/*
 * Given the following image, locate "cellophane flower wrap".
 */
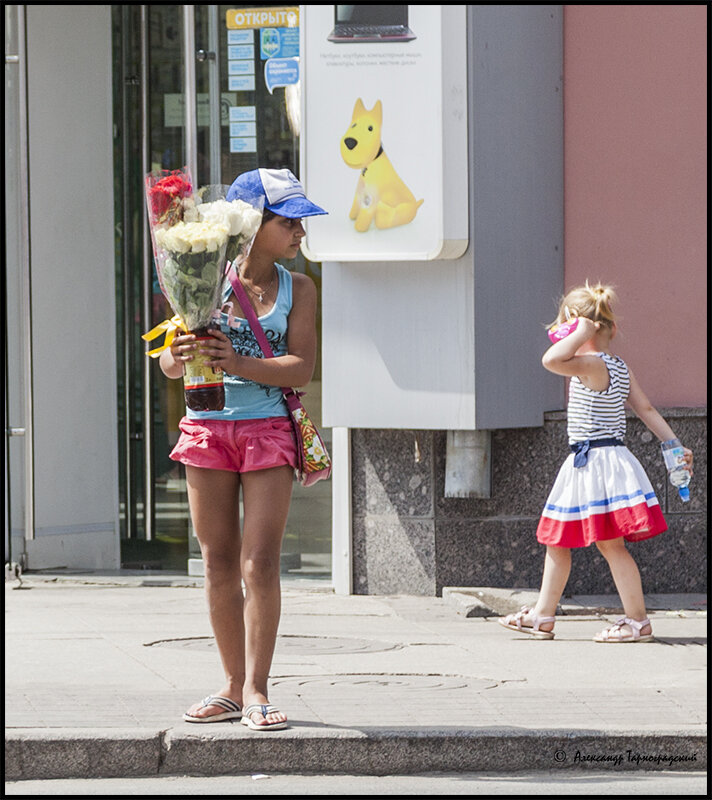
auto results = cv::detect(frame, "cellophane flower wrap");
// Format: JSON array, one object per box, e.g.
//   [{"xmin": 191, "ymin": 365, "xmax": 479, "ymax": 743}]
[{"xmin": 144, "ymin": 168, "xmax": 263, "ymax": 338}]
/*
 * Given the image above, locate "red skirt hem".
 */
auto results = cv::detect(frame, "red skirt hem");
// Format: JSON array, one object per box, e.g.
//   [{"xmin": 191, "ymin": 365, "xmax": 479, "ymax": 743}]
[{"xmin": 536, "ymin": 503, "xmax": 667, "ymax": 548}]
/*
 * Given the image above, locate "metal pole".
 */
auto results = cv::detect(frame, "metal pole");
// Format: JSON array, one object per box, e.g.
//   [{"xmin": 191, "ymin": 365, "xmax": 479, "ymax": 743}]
[
  {"xmin": 141, "ymin": 5, "xmax": 155, "ymax": 540},
  {"xmin": 207, "ymin": 5, "xmax": 221, "ymax": 185},
  {"xmin": 183, "ymin": 5, "xmax": 198, "ymax": 182},
  {"xmin": 4, "ymin": 7, "xmax": 20, "ymax": 564},
  {"xmin": 121, "ymin": 5, "xmax": 135, "ymax": 539},
  {"xmin": 14, "ymin": 5, "xmax": 35, "ymax": 543}
]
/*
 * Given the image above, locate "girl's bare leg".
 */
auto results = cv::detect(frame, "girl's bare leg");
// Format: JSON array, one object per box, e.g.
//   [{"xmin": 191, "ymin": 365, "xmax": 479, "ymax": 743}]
[
  {"xmin": 184, "ymin": 466, "xmax": 244, "ymax": 719},
  {"xmin": 532, "ymin": 545, "xmax": 572, "ymax": 632},
  {"xmin": 595, "ymin": 537, "xmax": 652, "ymax": 636},
  {"xmin": 239, "ymin": 464, "xmax": 294, "ymax": 727}
]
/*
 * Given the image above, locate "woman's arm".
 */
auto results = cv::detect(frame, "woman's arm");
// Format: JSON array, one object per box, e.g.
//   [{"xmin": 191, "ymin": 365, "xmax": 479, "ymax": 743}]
[
  {"xmin": 627, "ymin": 368, "xmax": 693, "ymax": 472},
  {"xmin": 199, "ymin": 272, "xmax": 317, "ymax": 388},
  {"xmin": 541, "ymin": 317, "xmax": 609, "ymax": 389},
  {"xmin": 159, "ymin": 334, "xmax": 187, "ymax": 379}
]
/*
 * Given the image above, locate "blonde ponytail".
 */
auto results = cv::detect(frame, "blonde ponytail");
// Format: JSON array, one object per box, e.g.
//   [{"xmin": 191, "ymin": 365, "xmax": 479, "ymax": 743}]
[{"xmin": 551, "ymin": 280, "xmax": 618, "ymax": 330}]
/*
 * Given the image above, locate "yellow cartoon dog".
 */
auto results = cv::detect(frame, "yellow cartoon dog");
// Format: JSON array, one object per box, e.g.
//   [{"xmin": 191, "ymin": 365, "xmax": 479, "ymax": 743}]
[{"xmin": 340, "ymin": 98, "xmax": 424, "ymax": 232}]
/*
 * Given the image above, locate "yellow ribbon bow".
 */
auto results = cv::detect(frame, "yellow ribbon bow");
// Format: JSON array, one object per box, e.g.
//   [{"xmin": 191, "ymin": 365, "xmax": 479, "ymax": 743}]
[{"xmin": 141, "ymin": 314, "xmax": 185, "ymax": 358}]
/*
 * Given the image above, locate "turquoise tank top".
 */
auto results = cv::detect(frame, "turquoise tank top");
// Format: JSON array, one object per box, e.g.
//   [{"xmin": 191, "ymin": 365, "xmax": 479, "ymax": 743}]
[{"xmin": 186, "ymin": 262, "xmax": 292, "ymax": 421}]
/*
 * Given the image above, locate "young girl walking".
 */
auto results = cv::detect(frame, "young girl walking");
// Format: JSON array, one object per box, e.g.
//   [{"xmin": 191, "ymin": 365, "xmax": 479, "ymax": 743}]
[
  {"xmin": 499, "ymin": 282, "xmax": 693, "ymax": 643},
  {"xmin": 160, "ymin": 168, "xmax": 326, "ymax": 728}
]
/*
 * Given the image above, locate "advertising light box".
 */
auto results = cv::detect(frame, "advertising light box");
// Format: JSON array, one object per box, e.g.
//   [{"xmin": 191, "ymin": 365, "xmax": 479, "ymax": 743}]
[{"xmin": 300, "ymin": 5, "xmax": 468, "ymax": 261}]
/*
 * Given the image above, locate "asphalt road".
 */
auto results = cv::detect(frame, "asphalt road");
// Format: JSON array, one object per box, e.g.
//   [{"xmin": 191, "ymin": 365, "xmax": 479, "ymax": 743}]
[{"xmin": 4, "ymin": 770, "xmax": 707, "ymax": 795}]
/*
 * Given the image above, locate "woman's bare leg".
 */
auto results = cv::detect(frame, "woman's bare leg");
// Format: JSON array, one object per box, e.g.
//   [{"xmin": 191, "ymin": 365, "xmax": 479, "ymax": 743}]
[
  {"xmin": 532, "ymin": 545, "xmax": 572, "ymax": 632},
  {"xmin": 239, "ymin": 464, "xmax": 294, "ymax": 727},
  {"xmin": 184, "ymin": 466, "xmax": 244, "ymax": 718},
  {"xmin": 595, "ymin": 537, "xmax": 652, "ymax": 636}
]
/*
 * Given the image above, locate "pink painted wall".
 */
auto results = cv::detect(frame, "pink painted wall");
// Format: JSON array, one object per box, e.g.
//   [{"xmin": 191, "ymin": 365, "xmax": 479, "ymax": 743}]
[{"xmin": 563, "ymin": 5, "xmax": 707, "ymax": 407}]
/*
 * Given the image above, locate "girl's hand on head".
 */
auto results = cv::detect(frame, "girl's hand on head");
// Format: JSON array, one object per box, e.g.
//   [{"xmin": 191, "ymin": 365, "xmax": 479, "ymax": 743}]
[{"xmin": 574, "ymin": 317, "xmax": 600, "ymax": 339}]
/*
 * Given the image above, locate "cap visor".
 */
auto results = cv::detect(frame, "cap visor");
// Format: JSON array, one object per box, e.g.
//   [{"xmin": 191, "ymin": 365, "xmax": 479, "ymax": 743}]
[{"xmin": 267, "ymin": 197, "xmax": 328, "ymax": 218}]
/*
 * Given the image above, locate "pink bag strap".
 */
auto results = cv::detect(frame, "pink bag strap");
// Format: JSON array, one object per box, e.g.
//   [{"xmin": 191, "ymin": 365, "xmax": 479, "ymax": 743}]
[{"xmin": 227, "ymin": 266, "xmax": 301, "ymax": 409}]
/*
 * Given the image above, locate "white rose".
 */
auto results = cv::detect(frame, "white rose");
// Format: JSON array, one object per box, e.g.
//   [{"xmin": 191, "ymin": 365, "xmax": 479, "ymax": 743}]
[
  {"xmin": 156, "ymin": 220, "xmax": 228, "ymax": 254},
  {"xmin": 182, "ymin": 197, "xmax": 199, "ymax": 222},
  {"xmin": 198, "ymin": 199, "xmax": 262, "ymax": 238},
  {"xmin": 191, "ymin": 221, "xmax": 229, "ymax": 253},
  {"xmin": 235, "ymin": 200, "xmax": 262, "ymax": 239},
  {"xmin": 197, "ymin": 200, "xmax": 231, "ymax": 229},
  {"xmin": 185, "ymin": 223, "xmax": 207, "ymax": 253},
  {"xmin": 213, "ymin": 221, "xmax": 231, "ymax": 251},
  {"xmin": 230, "ymin": 199, "xmax": 263, "ymax": 239},
  {"xmin": 156, "ymin": 224, "xmax": 190, "ymax": 254}
]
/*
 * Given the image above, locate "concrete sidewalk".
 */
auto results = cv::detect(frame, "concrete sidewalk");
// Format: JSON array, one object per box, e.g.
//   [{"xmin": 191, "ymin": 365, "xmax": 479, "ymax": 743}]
[{"xmin": 4, "ymin": 572, "xmax": 707, "ymax": 780}]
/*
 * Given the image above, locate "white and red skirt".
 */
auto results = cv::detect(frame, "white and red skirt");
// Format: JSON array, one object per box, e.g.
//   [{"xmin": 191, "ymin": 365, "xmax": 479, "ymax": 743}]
[{"xmin": 536, "ymin": 445, "xmax": 667, "ymax": 548}]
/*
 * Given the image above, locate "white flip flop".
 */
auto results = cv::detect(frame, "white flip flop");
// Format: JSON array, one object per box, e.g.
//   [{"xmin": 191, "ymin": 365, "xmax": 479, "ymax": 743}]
[
  {"xmin": 241, "ymin": 703, "xmax": 288, "ymax": 731},
  {"xmin": 183, "ymin": 695, "xmax": 242, "ymax": 723}
]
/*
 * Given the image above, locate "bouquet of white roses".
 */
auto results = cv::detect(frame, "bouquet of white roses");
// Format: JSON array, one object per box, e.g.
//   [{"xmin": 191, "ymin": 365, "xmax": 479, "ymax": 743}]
[
  {"xmin": 144, "ymin": 169, "xmax": 263, "ymax": 335},
  {"xmin": 193, "ymin": 192, "xmax": 264, "ymax": 270},
  {"xmin": 142, "ymin": 168, "xmax": 263, "ymax": 411}
]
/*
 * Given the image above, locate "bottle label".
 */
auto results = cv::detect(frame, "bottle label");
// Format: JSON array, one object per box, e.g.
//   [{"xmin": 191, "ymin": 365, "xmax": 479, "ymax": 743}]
[
  {"xmin": 184, "ymin": 346, "xmax": 223, "ymax": 390},
  {"xmin": 661, "ymin": 444, "xmax": 685, "ymax": 471}
]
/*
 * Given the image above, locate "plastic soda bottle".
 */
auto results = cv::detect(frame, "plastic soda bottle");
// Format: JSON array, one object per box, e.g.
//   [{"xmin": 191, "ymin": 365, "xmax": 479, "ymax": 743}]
[
  {"xmin": 660, "ymin": 438, "xmax": 691, "ymax": 502},
  {"xmin": 182, "ymin": 324, "xmax": 225, "ymax": 411}
]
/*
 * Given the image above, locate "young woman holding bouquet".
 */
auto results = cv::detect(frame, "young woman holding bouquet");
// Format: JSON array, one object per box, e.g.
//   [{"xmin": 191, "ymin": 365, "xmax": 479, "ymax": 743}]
[{"xmin": 159, "ymin": 168, "xmax": 327, "ymax": 730}]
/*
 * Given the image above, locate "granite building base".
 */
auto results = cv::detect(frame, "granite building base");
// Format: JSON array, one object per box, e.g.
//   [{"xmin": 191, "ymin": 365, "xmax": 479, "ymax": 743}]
[{"xmin": 351, "ymin": 409, "xmax": 707, "ymax": 596}]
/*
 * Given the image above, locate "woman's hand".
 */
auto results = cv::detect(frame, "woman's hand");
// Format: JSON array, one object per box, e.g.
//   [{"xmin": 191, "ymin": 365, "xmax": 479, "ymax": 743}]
[
  {"xmin": 159, "ymin": 331, "xmax": 198, "ymax": 379},
  {"xmin": 569, "ymin": 316, "xmax": 600, "ymax": 340},
  {"xmin": 169, "ymin": 332, "xmax": 198, "ymax": 364},
  {"xmin": 199, "ymin": 329, "xmax": 240, "ymax": 375},
  {"xmin": 682, "ymin": 447, "xmax": 694, "ymax": 476}
]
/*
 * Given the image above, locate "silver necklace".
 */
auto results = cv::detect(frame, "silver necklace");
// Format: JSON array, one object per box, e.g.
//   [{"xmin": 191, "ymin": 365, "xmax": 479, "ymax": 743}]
[{"xmin": 239, "ymin": 266, "xmax": 276, "ymax": 303}]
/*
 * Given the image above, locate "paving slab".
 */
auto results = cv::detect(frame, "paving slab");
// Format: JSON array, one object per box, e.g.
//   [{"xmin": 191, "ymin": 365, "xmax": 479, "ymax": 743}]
[{"xmin": 4, "ymin": 575, "xmax": 707, "ymax": 780}]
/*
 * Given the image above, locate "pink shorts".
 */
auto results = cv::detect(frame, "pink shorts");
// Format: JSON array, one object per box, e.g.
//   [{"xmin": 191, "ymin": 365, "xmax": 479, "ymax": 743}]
[{"xmin": 170, "ymin": 416, "xmax": 298, "ymax": 474}]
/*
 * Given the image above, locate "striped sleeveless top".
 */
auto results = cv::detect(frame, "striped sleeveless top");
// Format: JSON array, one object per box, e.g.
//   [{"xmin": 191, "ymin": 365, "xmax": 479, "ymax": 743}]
[{"xmin": 567, "ymin": 352, "xmax": 630, "ymax": 444}]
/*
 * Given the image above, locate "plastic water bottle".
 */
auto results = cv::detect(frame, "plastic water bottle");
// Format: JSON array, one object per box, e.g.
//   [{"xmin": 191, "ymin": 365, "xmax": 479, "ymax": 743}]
[{"xmin": 660, "ymin": 439, "xmax": 691, "ymax": 502}]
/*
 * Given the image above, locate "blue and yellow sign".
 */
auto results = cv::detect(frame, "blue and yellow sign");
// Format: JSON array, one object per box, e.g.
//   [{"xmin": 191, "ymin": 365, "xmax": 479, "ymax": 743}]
[{"xmin": 226, "ymin": 7, "xmax": 299, "ymax": 30}]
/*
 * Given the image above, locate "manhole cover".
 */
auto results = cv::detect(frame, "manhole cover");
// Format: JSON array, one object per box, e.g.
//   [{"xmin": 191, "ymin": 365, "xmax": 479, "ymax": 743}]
[
  {"xmin": 272, "ymin": 674, "xmax": 496, "ymax": 692},
  {"xmin": 279, "ymin": 635, "xmax": 403, "ymax": 655},
  {"xmin": 145, "ymin": 634, "xmax": 403, "ymax": 655}
]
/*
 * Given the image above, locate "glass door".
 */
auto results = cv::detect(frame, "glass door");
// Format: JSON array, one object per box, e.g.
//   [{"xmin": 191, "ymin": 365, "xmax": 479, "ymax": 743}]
[
  {"xmin": 113, "ymin": 4, "xmax": 188, "ymax": 571},
  {"xmin": 113, "ymin": 4, "xmax": 331, "ymax": 578}
]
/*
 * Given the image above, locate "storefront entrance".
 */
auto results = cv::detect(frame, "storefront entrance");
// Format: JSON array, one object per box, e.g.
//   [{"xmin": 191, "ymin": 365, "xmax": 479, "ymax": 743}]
[{"xmin": 112, "ymin": 4, "xmax": 331, "ymax": 578}]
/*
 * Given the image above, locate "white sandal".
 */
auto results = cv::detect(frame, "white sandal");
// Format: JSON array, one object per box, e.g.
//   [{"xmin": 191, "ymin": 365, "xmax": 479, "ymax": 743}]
[
  {"xmin": 182, "ymin": 695, "xmax": 242, "ymax": 723},
  {"xmin": 498, "ymin": 605, "xmax": 555, "ymax": 639},
  {"xmin": 241, "ymin": 703, "xmax": 288, "ymax": 731},
  {"xmin": 593, "ymin": 616, "xmax": 654, "ymax": 643}
]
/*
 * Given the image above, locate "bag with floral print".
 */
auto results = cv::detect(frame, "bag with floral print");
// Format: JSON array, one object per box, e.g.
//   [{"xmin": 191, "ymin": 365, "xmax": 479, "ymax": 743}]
[
  {"xmin": 281, "ymin": 388, "xmax": 332, "ymax": 487},
  {"xmin": 228, "ymin": 268, "xmax": 332, "ymax": 486}
]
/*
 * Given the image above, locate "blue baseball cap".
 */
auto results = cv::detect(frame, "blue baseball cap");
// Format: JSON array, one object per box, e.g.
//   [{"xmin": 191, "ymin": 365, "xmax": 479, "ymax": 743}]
[{"xmin": 227, "ymin": 168, "xmax": 327, "ymax": 219}]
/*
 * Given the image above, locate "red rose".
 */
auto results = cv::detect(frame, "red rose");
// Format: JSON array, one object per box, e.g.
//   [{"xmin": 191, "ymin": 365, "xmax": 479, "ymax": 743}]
[{"xmin": 148, "ymin": 172, "xmax": 193, "ymax": 221}]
